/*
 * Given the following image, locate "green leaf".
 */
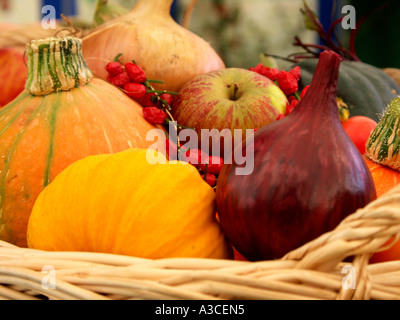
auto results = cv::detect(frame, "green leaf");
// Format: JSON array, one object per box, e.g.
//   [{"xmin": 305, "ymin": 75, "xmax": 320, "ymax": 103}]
[
  {"xmin": 259, "ymin": 54, "xmax": 278, "ymax": 69},
  {"xmin": 301, "ymin": 0, "xmax": 321, "ymax": 32}
]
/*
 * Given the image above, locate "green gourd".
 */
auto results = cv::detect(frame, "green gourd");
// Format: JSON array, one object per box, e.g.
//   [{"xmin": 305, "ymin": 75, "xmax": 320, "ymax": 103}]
[{"xmin": 366, "ymin": 97, "xmax": 400, "ymax": 170}]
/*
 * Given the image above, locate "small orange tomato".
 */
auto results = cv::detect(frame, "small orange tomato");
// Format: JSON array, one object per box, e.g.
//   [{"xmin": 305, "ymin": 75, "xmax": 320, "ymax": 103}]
[{"xmin": 342, "ymin": 116, "xmax": 378, "ymax": 155}]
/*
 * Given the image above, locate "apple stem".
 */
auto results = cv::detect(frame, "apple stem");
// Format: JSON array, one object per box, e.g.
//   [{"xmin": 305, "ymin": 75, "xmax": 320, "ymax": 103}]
[{"xmin": 230, "ymin": 83, "xmax": 240, "ymax": 101}]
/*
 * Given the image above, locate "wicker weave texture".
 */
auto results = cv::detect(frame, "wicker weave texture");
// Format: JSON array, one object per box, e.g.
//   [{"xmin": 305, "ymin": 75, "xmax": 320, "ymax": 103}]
[{"xmin": 1, "ymin": 185, "xmax": 400, "ymax": 300}]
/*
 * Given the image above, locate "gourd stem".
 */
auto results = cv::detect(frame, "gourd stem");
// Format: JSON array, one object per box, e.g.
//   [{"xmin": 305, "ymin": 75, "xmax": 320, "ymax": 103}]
[{"xmin": 25, "ymin": 36, "xmax": 93, "ymax": 96}]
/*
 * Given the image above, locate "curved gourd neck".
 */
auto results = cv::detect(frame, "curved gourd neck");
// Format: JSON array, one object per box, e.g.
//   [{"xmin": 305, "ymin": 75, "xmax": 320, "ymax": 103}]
[
  {"xmin": 25, "ymin": 36, "xmax": 93, "ymax": 96},
  {"xmin": 129, "ymin": 0, "xmax": 174, "ymax": 20}
]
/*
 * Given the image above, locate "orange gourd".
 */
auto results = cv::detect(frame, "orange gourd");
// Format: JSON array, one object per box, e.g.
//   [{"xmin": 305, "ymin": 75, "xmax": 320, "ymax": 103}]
[
  {"xmin": 27, "ymin": 149, "xmax": 233, "ymax": 260},
  {"xmin": 364, "ymin": 158, "xmax": 400, "ymax": 198},
  {"xmin": 0, "ymin": 36, "xmax": 158, "ymax": 247},
  {"xmin": 364, "ymin": 97, "xmax": 400, "ymax": 263},
  {"xmin": 364, "ymin": 157, "xmax": 400, "ymax": 263}
]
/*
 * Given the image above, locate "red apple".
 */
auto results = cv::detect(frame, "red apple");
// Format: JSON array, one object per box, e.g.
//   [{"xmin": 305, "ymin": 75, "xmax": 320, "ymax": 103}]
[
  {"xmin": 172, "ymin": 68, "xmax": 288, "ymax": 157},
  {"xmin": 0, "ymin": 47, "xmax": 27, "ymax": 107}
]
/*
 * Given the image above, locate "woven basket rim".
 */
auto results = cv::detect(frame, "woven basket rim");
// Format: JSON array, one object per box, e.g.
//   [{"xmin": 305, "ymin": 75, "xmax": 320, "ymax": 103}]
[{"xmin": 2, "ymin": 185, "xmax": 400, "ymax": 300}]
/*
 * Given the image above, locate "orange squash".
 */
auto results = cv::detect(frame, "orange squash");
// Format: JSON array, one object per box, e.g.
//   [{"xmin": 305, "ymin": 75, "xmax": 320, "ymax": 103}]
[
  {"xmin": 364, "ymin": 158, "xmax": 400, "ymax": 198},
  {"xmin": 0, "ymin": 36, "xmax": 158, "ymax": 247},
  {"xmin": 364, "ymin": 157, "xmax": 400, "ymax": 263},
  {"xmin": 27, "ymin": 149, "xmax": 233, "ymax": 260}
]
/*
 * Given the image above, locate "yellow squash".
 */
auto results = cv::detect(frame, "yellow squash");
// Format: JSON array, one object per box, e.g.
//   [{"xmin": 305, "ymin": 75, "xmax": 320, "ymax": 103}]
[{"xmin": 27, "ymin": 149, "xmax": 233, "ymax": 260}]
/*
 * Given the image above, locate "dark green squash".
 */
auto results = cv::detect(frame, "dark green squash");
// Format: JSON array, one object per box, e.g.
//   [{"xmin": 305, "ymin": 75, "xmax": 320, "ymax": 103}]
[{"xmin": 296, "ymin": 58, "xmax": 400, "ymax": 123}]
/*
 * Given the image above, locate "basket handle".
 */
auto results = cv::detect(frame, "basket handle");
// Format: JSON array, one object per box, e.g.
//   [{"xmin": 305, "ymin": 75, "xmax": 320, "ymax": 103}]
[{"xmin": 282, "ymin": 184, "xmax": 400, "ymax": 272}]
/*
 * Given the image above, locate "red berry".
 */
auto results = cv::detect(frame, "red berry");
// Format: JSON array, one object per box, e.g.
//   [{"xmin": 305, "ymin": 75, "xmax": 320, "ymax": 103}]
[
  {"xmin": 181, "ymin": 148, "xmax": 209, "ymax": 167},
  {"xmin": 276, "ymin": 71, "xmax": 298, "ymax": 96},
  {"xmin": 301, "ymin": 85, "xmax": 310, "ymax": 99},
  {"xmin": 289, "ymin": 66, "xmax": 301, "ymax": 82},
  {"xmin": 285, "ymin": 102, "xmax": 290, "ymax": 115},
  {"xmin": 143, "ymin": 107, "xmax": 167, "ymax": 125},
  {"xmin": 249, "ymin": 63, "xmax": 265, "ymax": 74},
  {"xmin": 264, "ymin": 68, "xmax": 280, "ymax": 81},
  {"xmin": 124, "ymin": 82, "xmax": 147, "ymax": 100},
  {"xmin": 105, "ymin": 61, "xmax": 124, "ymax": 76},
  {"xmin": 201, "ymin": 173, "xmax": 217, "ymax": 188},
  {"xmin": 289, "ymin": 99, "xmax": 299, "ymax": 110},
  {"xmin": 165, "ymin": 139, "xmax": 179, "ymax": 160},
  {"xmin": 139, "ymin": 92, "xmax": 158, "ymax": 108},
  {"xmin": 125, "ymin": 62, "xmax": 147, "ymax": 83},
  {"xmin": 249, "ymin": 64, "xmax": 280, "ymax": 81},
  {"xmin": 199, "ymin": 156, "xmax": 224, "ymax": 175},
  {"xmin": 160, "ymin": 93, "xmax": 174, "ymax": 106},
  {"xmin": 276, "ymin": 114, "xmax": 285, "ymax": 121},
  {"xmin": 110, "ymin": 72, "xmax": 130, "ymax": 87}
]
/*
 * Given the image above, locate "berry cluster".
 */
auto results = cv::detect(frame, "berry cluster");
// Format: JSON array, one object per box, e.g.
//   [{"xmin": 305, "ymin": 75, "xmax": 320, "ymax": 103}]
[
  {"xmin": 249, "ymin": 64, "xmax": 309, "ymax": 120},
  {"xmin": 165, "ymin": 140, "xmax": 224, "ymax": 188},
  {"xmin": 104, "ymin": 54, "xmax": 222, "ymax": 188},
  {"xmin": 105, "ymin": 54, "xmax": 176, "ymax": 125}
]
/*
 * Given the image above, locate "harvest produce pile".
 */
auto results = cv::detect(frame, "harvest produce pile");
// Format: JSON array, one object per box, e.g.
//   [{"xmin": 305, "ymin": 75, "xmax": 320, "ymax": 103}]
[{"xmin": 2, "ymin": 0, "xmax": 400, "ymax": 300}]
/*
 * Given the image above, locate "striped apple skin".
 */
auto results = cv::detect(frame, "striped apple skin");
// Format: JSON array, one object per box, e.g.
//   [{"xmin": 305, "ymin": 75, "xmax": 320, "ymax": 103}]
[{"xmin": 172, "ymin": 68, "xmax": 288, "ymax": 155}]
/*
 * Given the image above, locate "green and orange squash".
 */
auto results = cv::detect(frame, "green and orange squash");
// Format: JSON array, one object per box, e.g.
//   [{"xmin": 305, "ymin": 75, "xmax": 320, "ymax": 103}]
[{"xmin": 0, "ymin": 36, "xmax": 158, "ymax": 247}]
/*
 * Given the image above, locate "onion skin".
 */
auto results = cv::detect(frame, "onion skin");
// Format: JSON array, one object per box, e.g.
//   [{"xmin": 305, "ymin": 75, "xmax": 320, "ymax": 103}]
[
  {"xmin": 216, "ymin": 51, "xmax": 377, "ymax": 262},
  {"xmin": 82, "ymin": 0, "xmax": 225, "ymax": 92}
]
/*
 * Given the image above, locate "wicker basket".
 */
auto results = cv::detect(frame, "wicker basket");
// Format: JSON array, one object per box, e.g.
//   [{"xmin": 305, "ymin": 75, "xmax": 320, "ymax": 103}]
[{"xmin": 1, "ymin": 184, "xmax": 400, "ymax": 301}]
